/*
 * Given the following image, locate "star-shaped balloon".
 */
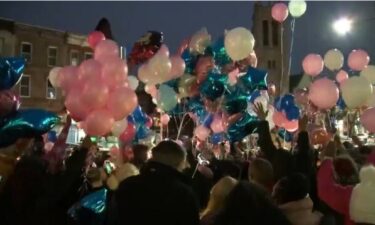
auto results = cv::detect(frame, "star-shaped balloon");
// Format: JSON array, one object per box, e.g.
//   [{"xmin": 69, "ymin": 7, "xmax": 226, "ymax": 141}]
[
  {"xmin": 128, "ymin": 31, "xmax": 164, "ymax": 65},
  {"xmin": 0, "ymin": 57, "xmax": 26, "ymax": 91},
  {"xmin": 199, "ymin": 72, "xmax": 228, "ymax": 101},
  {"xmin": 237, "ymin": 66, "xmax": 268, "ymax": 95},
  {"xmin": 227, "ymin": 112, "xmax": 259, "ymax": 142},
  {"xmin": 223, "ymin": 87, "xmax": 248, "ymax": 115},
  {"xmin": 212, "ymin": 36, "xmax": 232, "ymax": 67}
]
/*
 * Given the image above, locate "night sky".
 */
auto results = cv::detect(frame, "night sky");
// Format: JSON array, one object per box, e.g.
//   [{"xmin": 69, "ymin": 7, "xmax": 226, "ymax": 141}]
[{"xmin": 1, "ymin": 1, "xmax": 375, "ymax": 74}]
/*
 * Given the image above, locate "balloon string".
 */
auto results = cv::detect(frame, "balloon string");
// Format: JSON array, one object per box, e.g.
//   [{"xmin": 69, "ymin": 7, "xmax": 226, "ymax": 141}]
[
  {"xmin": 280, "ymin": 24, "xmax": 284, "ymax": 95},
  {"xmin": 160, "ymin": 114, "xmax": 163, "ymax": 141},
  {"xmin": 287, "ymin": 19, "xmax": 296, "ymax": 86},
  {"xmin": 176, "ymin": 113, "xmax": 189, "ymax": 140}
]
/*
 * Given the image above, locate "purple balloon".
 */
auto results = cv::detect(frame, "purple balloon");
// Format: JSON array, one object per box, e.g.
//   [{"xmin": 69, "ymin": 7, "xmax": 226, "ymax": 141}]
[{"xmin": 0, "ymin": 90, "xmax": 20, "ymax": 117}]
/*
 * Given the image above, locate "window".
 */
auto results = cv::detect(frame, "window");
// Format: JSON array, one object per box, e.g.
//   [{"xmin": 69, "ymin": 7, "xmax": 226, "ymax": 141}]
[
  {"xmin": 70, "ymin": 50, "xmax": 79, "ymax": 66},
  {"xmin": 46, "ymin": 79, "xmax": 56, "ymax": 99},
  {"xmin": 0, "ymin": 37, "xmax": 4, "ymax": 55},
  {"xmin": 267, "ymin": 60, "xmax": 272, "ymax": 69},
  {"xmin": 272, "ymin": 60, "xmax": 276, "ymax": 69},
  {"xmin": 262, "ymin": 20, "xmax": 269, "ymax": 46},
  {"xmin": 272, "ymin": 21, "xmax": 279, "ymax": 46},
  {"xmin": 19, "ymin": 75, "xmax": 31, "ymax": 97},
  {"xmin": 21, "ymin": 42, "xmax": 32, "ymax": 63},
  {"xmin": 84, "ymin": 52, "xmax": 93, "ymax": 60},
  {"xmin": 48, "ymin": 46, "xmax": 58, "ymax": 67}
]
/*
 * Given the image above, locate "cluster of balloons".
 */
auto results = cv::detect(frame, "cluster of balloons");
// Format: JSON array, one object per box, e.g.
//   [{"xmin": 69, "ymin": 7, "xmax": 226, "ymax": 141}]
[
  {"xmin": 127, "ymin": 31, "xmax": 164, "ymax": 66},
  {"xmin": 49, "ymin": 31, "xmax": 138, "ymax": 137},
  {"xmin": 271, "ymin": 0, "xmax": 307, "ymax": 23},
  {"xmin": 273, "ymin": 94, "xmax": 300, "ymax": 132},
  {"xmin": 1, "ymin": 57, "xmax": 59, "ymax": 148}
]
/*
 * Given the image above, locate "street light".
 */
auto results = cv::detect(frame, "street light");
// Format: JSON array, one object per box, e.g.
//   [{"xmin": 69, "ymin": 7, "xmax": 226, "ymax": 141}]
[{"xmin": 333, "ymin": 17, "xmax": 352, "ymax": 36}]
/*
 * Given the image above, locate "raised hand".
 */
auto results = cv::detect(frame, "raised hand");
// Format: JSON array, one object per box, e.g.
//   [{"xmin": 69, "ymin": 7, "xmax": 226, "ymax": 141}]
[{"xmin": 253, "ymin": 103, "xmax": 268, "ymax": 121}]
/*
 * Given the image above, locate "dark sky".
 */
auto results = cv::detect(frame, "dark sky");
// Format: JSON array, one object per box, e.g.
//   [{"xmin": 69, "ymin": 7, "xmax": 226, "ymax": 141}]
[{"xmin": 1, "ymin": 1, "xmax": 375, "ymax": 74}]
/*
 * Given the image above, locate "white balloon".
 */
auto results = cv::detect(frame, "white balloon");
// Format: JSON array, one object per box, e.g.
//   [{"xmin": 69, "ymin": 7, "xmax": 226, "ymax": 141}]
[
  {"xmin": 341, "ymin": 76, "xmax": 373, "ymax": 109},
  {"xmin": 288, "ymin": 0, "xmax": 307, "ymax": 18},
  {"xmin": 111, "ymin": 120, "xmax": 128, "ymax": 137},
  {"xmin": 366, "ymin": 91, "xmax": 375, "ymax": 107},
  {"xmin": 189, "ymin": 27, "xmax": 211, "ymax": 54},
  {"xmin": 127, "ymin": 76, "xmax": 139, "ymax": 90},
  {"xmin": 324, "ymin": 49, "xmax": 344, "ymax": 71},
  {"xmin": 48, "ymin": 67, "xmax": 62, "ymax": 87},
  {"xmin": 225, "ymin": 27, "xmax": 255, "ymax": 61},
  {"xmin": 360, "ymin": 65, "xmax": 375, "ymax": 84}
]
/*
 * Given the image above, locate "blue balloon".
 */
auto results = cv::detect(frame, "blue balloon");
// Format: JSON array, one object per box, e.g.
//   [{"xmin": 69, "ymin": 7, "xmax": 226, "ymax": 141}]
[
  {"xmin": 337, "ymin": 95, "xmax": 346, "ymax": 110},
  {"xmin": 136, "ymin": 125, "xmax": 150, "ymax": 140},
  {"xmin": 68, "ymin": 188, "xmax": 108, "ymax": 220},
  {"xmin": 227, "ymin": 113, "xmax": 259, "ymax": 142},
  {"xmin": 285, "ymin": 106, "xmax": 300, "ymax": 120},
  {"xmin": 212, "ymin": 36, "xmax": 232, "ymax": 67},
  {"xmin": 200, "ymin": 72, "xmax": 228, "ymax": 101},
  {"xmin": 237, "ymin": 67, "xmax": 268, "ymax": 95},
  {"xmin": 274, "ymin": 96, "xmax": 283, "ymax": 111},
  {"xmin": 0, "ymin": 109, "xmax": 60, "ymax": 148},
  {"xmin": 281, "ymin": 94, "xmax": 295, "ymax": 110},
  {"xmin": 0, "ymin": 57, "xmax": 26, "ymax": 91},
  {"xmin": 248, "ymin": 90, "xmax": 261, "ymax": 103},
  {"xmin": 127, "ymin": 115, "xmax": 135, "ymax": 124},
  {"xmin": 223, "ymin": 89, "xmax": 248, "ymax": 115},
  {"xmin": 211, "ymin": 132, "xmax": 225, "ymax": 144},
  {"xmin": 203, "ymin": 114, "xmax": 214, "ymax": 128},
  {"xmin": 181, "ymin": 49, "xmax": 197, "ymax": 74},
  {"xmin": 132, "ymin": 106, "xmax": 147, "ymax": 124}
]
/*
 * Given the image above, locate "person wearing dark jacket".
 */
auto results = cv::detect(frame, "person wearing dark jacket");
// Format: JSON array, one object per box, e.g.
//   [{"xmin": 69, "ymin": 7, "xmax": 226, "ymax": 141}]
[
  {"xmin": 253, "ymin": 103, "xmax": 295, "ymax": 181},
  {"xmin": 113, "ymin": 140, "xmax": 200, "ymax": 225}
]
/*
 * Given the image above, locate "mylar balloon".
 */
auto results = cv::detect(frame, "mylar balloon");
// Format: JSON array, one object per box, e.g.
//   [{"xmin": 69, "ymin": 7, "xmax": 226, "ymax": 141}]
[
  {"xmin": 212, "ymin": 36, "xmax": 232, "ymax": 67},
  {"xmin": 128, "ymin": 31, "xmax": 163, "ymax": 66},
  {"xmin": 225, "ymin": 27, "xmax": 255, "ymax": 61},
  {"xmin": 288, "ymin": 0, "xmax": 307, "ymax": 18},
  {"xmin": 341, "ymin": 76, "xmax": 373, "ymax": 109},
  {"xmin": 200, "ymin": 72, "xmax": 227, "ymax": 101},
  {"xmin": 0, "ymin": 57, "xmax": 26, "ymax": 91},
  {"xmin": 0, "ymin": 90, "xmax": 20, "ymax": 117},
  {"xmin": 227, "ymin": 113, "xmax": 259, "ymax": 142},
  {"xmin": 189, "ymin": 27, "xmax": 211, "ymax": 55},
  {"xmin": 237, "ymin": 67, "xmax": 268, "ymax": 95},
  {"xmin": 223, "ymin": 89, "xmax": 248, "ymax": 115},
  {"xmin": 178, "ymin": 74, "xmax": 197, "ymax": 98}
]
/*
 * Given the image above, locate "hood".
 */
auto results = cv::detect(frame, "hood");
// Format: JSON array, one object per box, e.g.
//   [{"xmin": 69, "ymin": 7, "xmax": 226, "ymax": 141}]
[{"xmin": 279, "ymin": 197, "xmax": 322, "ymax": 225}]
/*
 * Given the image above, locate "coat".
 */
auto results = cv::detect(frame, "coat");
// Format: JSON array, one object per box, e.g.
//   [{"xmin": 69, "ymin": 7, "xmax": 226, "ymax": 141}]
[
  {"xmin": 113, "ymin": 161, "xmax": 200, "ymax": 225},
  {"xmin": 317, "ymin": 158, "xmax": 354, "ymax": 225},
  {"xmin": 279, "ymin": 196, "xmax": 322, "ymax": 225}
]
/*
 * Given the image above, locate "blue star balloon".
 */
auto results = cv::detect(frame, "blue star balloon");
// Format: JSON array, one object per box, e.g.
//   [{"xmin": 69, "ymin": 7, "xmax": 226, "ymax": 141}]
[
  {"xmin": 0, "ymin": 109, "xmax": 60, "ymax": 148},
  {"xmin": 227, "ymin": 113, "xmax": 259, "ymax": 142},
  {"xmin": 81, "ymin": 188, "xmax": 108, "ymax": 213},
  {"xmin": 181, "ymin": 49, "xmax": 197, "ymax": 74},
  {"xmin": 237, "ymin": 67, "xmax": 268, "ymax": 95},
  {"xmin": 131, "ymin": 105, "xmax": 148, "ymax": 124},
  {"xmin": 212, "ymin": 36, "xmax": 232, "ymax": 67},
  {"xmin": 0, "ymin": 57, "xmax": 26, "ymax": 91},
  {"xmin": 285, "ymin": 105, "xmax": 300, "ymax": 120},
  {"xmin": 223, "ymin": 88, "xmax": 248, "ymax": 115}
]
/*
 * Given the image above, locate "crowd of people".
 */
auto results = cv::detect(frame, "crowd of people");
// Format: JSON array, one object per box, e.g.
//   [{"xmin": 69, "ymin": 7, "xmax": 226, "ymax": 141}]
[{"xmin": 0, "ymin": 103, "xmax": 375, "ymax": 225}]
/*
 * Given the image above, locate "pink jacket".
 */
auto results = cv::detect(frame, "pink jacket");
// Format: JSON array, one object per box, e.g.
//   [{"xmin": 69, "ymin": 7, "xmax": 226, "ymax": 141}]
[
  {"xmin": 317, "ymin": 159, "xmax": 354, "ymax": 225},
  {"xmin": 279, "ymin": 196, "xmax": 322, "ymax": 225}
]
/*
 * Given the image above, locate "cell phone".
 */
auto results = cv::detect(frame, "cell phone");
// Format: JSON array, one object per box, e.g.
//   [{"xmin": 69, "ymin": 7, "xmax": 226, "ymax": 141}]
[
  {"xmin": 90, "ymin": 137, "xmax": 98, "ymax": 143},
  {"xmin": 104, "ymin": 160, "xmax": 116, "ymax": 175}
]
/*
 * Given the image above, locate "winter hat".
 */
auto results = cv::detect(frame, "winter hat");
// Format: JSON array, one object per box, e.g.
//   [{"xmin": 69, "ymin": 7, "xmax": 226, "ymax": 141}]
[{"xmin": 350, "ymin": 165, "xmax": 375, "ymax": 224}]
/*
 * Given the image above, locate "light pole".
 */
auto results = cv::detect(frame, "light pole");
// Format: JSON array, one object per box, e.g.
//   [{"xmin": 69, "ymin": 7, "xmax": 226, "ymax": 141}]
[{"xmin": 332, "ymin": 17, "xmax": 352, "ymax": 36}]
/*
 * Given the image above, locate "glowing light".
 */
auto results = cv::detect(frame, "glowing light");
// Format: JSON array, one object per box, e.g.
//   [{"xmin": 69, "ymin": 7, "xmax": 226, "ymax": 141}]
[{"xmin": 333, "ymin": 17, "xmax": 352, "ymax": 36}]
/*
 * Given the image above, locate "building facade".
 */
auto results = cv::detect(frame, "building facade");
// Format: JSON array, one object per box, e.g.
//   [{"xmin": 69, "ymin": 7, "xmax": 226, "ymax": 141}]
[
  {"xmin": 0, "ymin": 18, "xmax": 93, "ymax": 112},
  {"xmin": 252, "ymin": 2, "xmax": 290, "ymax": 94}
]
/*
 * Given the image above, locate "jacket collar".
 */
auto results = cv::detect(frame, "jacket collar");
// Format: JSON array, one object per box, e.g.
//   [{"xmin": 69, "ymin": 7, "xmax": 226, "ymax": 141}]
[{"xmin": 141, "ymin": 161, "xmax": 191, "ymax": 185}]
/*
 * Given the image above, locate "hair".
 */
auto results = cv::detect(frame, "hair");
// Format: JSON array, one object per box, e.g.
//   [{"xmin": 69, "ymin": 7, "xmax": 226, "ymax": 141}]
[
  {"xmin": 215, "ymin": 181, "xmax": 291, "ymax": 225},
  {"xmin": 334, "ymin": 155, "xmax": 359, "ymax": 185},
  {"xmin": 151, "ymin": 140, "xmax": 186, "ymax": 169},
  {"xmin": 272, "ymin": 173, "xmax": 309, "ymax": 205},
  {"xmin": 132, "ymin": 144, "xmax": 149, "ymax": 168},
  {"xmin": 201, "ymin": 176, "xmax": 238, "ymax": 218},
  {"xmin": 249, "ymin": 158, "xmax": 274, "ymax": 190},
  {"xmin": 115, "ymin": 163, "xmax": 140, "ymax": 183}
]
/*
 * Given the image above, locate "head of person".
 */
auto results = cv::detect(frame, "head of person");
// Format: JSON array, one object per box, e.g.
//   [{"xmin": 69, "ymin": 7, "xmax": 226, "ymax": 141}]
[
  {"xmin": 350, "ymin": 165, "xmax": 375, "ymax": 225},
  {"xmin": 86, "ymin": 167, "xmax": 103, "ymax": 188},
  {"xmin": 272, "ymin": 173, "xmax": 309, "ymax": 205},
  {"xmin": 201, "ymin": 176, "xmax": 238, "ymax": 218},
  {"xmin": 115, "ymin": 163, "xmax": 140, "ymax": 183},
  {"xmin": 132, "ymin": 144, "xmax": 149, "ymax": 167},
  {"xmin": 334, "ymin": 155, "xmax": 359, "ymax": 185},
  {"xmin": 150, "ymin": 140, "xmax": 187, "ymax": 172},
  {"xmin": 249, "ymin": 158, "xmax": 274, "ymax": 191},
  {"xmin": 215, "ymin": 181, "xmax": 290, "ymax": 225}
]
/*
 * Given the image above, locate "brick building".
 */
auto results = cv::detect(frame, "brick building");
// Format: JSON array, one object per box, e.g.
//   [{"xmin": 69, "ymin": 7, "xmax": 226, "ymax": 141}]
[{"xmin": 0, "ymin": 17, "xmax": 93, "ymax": 112}]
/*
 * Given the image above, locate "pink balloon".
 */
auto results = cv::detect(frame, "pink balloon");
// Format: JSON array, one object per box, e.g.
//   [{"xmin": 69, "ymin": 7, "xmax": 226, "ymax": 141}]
[
  {"xmin": 65, "ymin": 88, "xmax": 92, "ymax": 122},
  {"xmin": 210, "ymin": 114, "xmax": 225, "ymax": 133},
  {"xmin": 119, "ymin": 122, "xmax": 136, "ymax": 143},
  {"xmin": 107, "ymin": 87, "xmax": 138, "ymax": 121},
  {"xmin": 160, "ymin": 114, "xmax": 170, "ymax": 125},
  {"xmin": 145, "ymin": 85, "xmax": 158, "ymax": 98},
  {"xmin": 85, "ymin": 109, "xmax": 115, "ymax": 136},
  {"xmin": 94, "ymin": 40, "xmax": 119, "ymax": 62},
  {"xmin": 87, "ymin": 31, "xmax": 106, "ymax": 49},
  {"xmin": 308, "ymin": 78, "xmax": 339, "ymax": 109},
  {"xmin": 101, "ymin": 56, "xmax": 128, "ymax": 89},
  {"xmin": 81, "ymin": 79, "xmax": 110, "ymax": 110},
  {"xmin": 79, "ymin": 59, "xmax": 103, "ymax": 81},
  {"xmin": 157, "ymin": 44, "xmax": 170, "ymax": 57},
  {"xmin": 271, "ymin": 3, "xmax": 289, "ymax": 23},
  {"xmin": 348, "ymin": 49, "xmax": 370, "ymax": 71},
  {"xmin": 0, "ymin": 90, "xmax": 20, "ymax": 117},
  {"xmin": 336, "ymin": 70, "xmax": 349, "ymax": 84},
  {"xmin": 273, "ymin": 111, "xmax": 288, "ymax": 127},
  {"xmin": 194, "ymin": 125, "xmax": 210, "ymax": 140},
  {"xmin": 44, "ymin": 142, "xmax": 54, "ymax": 152},
  {"xmin": 302, "ymin": 54, "xmax": 324, "ymax": 76},
  {"xmin": 57, "ymin": 66, "xmax": 80, "ymax": 92},
  {"xmin": 360, "ymin": 107, "xmax": 375, "ymax": 132},
  {"xmin": 169, "ymin": 55, "xmax": 186, "ymax": 78},
  {"xmin": 228, "ymin": 68, "xmax": 240, "ymax": 85},
  {"xmin": 284, "ymin": 120, "xmax": 299, "ymax": 132}
]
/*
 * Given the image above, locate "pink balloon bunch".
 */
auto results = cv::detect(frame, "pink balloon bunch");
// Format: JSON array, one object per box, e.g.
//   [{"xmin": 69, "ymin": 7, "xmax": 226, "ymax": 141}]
[
  {"xmin": 308, "ymin": 78, "xmax": 339, "ymax": 109},
  {"xmin": 138, "ymin": 45, "xmax": 185, "ymax": 85},
  {"xmin": 59, "ymin": 38, "xmax": 138, "ymax": 137}
]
